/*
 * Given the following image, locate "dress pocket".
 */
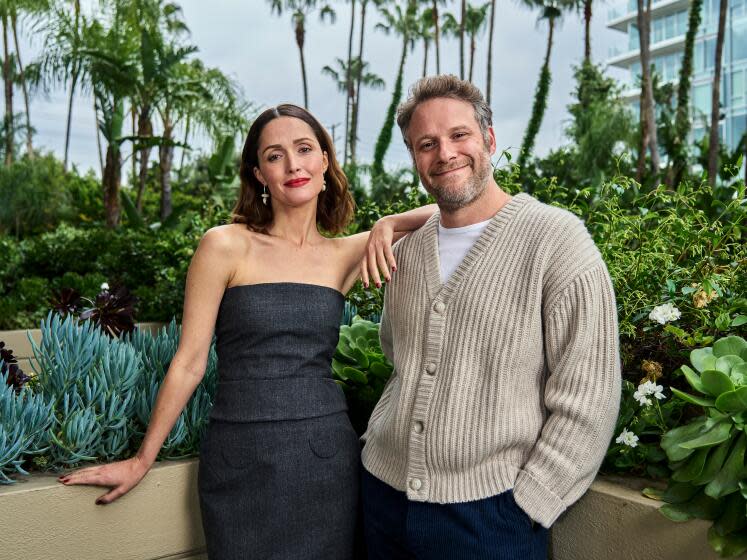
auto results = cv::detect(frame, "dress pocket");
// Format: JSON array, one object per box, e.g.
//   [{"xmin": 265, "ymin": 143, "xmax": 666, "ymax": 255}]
[{"xmin": 308, "ymin": 428, "xmax": 341, "ymax": 459}]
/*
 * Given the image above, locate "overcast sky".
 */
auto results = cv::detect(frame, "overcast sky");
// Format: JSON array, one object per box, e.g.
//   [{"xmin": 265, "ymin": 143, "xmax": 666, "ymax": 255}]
[{"xmin": 22, "ymin": 0, "xmax": 629, "ymax": 178}]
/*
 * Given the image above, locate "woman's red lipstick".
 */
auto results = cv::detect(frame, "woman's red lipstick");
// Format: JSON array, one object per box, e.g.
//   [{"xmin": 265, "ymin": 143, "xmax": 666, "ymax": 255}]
[{"xmin": 284, "ymin": 178, "xmax": 310, "ymax": 187}]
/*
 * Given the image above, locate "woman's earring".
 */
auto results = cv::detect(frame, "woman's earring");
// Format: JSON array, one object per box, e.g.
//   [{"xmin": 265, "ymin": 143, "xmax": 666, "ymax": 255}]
[
  {"xmin": 261, "ymin": 185, "xmax": 270, "ymax": 205},
  {"xmin": 321, "ymin": 179, "xmax": 327, "ymax": 192}
]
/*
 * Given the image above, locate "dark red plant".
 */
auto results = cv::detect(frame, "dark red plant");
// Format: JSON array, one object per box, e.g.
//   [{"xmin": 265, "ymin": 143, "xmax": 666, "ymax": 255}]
[
  {"xmin": 79, "ymin": 284, "xmax": 138, "ymax": 338},
  {"xmin": 0, "ymin": 341, "xmax": 30, "ymax": 393}
]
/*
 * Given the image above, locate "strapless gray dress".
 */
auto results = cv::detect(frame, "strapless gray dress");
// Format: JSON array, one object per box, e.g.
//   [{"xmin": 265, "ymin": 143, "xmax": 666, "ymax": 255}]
[{"xmin": 197, "ymin": 282, "xmax": 360, "ymax": 560}]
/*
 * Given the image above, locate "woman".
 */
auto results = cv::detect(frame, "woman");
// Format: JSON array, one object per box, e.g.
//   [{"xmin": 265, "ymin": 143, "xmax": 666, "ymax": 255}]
[{"xmin": 56, "ymin": 104, "xmax": 436, "ymax": 559}]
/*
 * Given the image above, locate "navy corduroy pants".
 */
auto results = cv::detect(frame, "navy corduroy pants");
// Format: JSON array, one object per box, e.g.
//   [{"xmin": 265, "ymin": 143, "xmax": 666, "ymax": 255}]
[{"xmin": 361, "ymin": 468, "xmax": 549, "ymax": 560}]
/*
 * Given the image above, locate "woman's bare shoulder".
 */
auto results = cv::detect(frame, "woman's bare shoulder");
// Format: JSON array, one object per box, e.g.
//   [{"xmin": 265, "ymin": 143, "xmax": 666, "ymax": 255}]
[{"xmin": 199, "ymin": 223, "xmax": 255, "ymax": 255}]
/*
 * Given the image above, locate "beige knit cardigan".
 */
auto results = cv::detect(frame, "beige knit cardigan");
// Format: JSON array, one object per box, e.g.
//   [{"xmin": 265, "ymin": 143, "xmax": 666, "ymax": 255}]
[{"xmin": 361, "ymin": 193, "xmax": 622, "ymax": 528}]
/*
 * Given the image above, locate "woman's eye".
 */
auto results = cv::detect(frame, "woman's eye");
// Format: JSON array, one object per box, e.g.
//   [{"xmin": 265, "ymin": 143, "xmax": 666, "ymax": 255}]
[
  {"xmin": 299, "ymin": 146, "xmax": 312, "ymax": 153},
  {"xmin": 268, "ymin": 154, "xmax": 281, "ymax": 162}
]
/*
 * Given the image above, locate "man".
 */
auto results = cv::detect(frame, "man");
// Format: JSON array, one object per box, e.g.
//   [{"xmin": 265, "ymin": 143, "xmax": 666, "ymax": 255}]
[{"xmin": 360, "ymin": 75, "xmax": 621, "ymax": 559}]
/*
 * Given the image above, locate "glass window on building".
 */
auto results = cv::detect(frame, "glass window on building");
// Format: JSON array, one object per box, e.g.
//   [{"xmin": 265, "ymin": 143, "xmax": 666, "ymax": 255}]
[
  {"xmin": 733, "ymin": 0, "xmax": 746, "ymax": 21},
  {"xmin": 693, "ymin": 82, "xmax": 712, "ymax": 116},
  {"xmin": 734, "ymin": 22, "xmax": 747, "ymax": 62},
  {"xmin": 706, "ymin": 37, "xmax": 716, "ymax": 70},
  {"xmin": 629, "ymin": 23, "xmax": 640, "ymax": 51},
  {"xmin": 695, "ymin": 41, "xmax": 705, "ymax": 74},
  {"xmin": 653, "ymin": 17, "xmax": 664, "ymax": 43},
  {"xmin": 677, "ymin": 10, "xmax": 688, "ymax": 35},
  {"xmin": 732, "ymin": 68, "xmax": 746, "ymax": 106},
  {"xmin": 630, "ymin": 61, "xmax": 642, "ymax": 85},
  {"xmin": 731, "ymin": 114, "xmax": 747, "ymax": 148},
  {"xmin": 665, "ymin": 13, "xmax": 675, "ymax": 39}
]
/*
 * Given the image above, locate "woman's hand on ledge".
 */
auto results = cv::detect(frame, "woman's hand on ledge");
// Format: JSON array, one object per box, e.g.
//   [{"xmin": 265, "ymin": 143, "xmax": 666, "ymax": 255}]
[{"xmin": 56, "ymin": 455, "xmax": 150, "ymax": 505}]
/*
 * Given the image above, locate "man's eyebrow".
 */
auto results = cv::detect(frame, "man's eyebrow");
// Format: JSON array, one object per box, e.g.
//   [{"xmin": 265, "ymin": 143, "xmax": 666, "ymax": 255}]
[
  {"xmin": 261, "ymin": 137, "xmax": 315, "ymax": 154},
  {"xmin": 413, "ymin": 127, "xmax": 470, "ymax": 145}
]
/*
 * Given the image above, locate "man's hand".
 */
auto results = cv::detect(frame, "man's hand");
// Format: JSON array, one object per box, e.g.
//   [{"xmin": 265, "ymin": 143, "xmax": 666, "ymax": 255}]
[
  {"xmin": 57, "ymin": 456, "xmax": 150, "ymax": 505},
  {"xmin": 361, "ymin": 216, "xmax": 398, "ymax": 289}
]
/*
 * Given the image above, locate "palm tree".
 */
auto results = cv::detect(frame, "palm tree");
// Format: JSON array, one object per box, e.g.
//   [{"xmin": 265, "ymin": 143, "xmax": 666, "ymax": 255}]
[
  {"xmin": 78, "ymin": 5, "xmax": 139, "ymax": 228},
  {"xmin": 2, "ymin": 4, "xmax": 14, "ymax": 164},
  {"xmin": 431, "ymin": 0, "xmax": 444, "ymax": 73},
  {"xmin": 707, "ymin": 0, "xmax": 728, "ymax": 187},
  {"xmin": 372, "ymin": 0, "xmax": 417, "ymax": 178},
  {"xmin": 122, "ymin": 0, "xmax": 190, "ymax": 210},
  {"xmin": 7, "ymin": 0, "xmax": 49, "ymax": 157},
  {"xmin": 635, "ymin": 0, "xmax": 660, "ymax": 180},
  {"xmin": 350, "ymin": 0, "xmax": 369, "ymax": 165},
  {"xmin": 268, "ymin": 0, "xmax": 336, "ymax": 109},
  {"xmin": 41, "ymin": 0, "xmax": 85, "ymax": 171},
  {"xmin": 582, "ymin": 0, "xmax": 591, "ymax": 62},
  {"xmin": 464, "ymin": 2, "xmax": 490, "ymax": 82},
  {"xmin": 666, "ymin": 0, "xmax": 703, "ymax": 186},
  {"xmin": 324, "ymin": 57, "xmax": 385, "ymax": 158},
  {"xmin": 486, "ymin": 0, "xmax": 497, "ymax": 102},
  {"xmin": 517, "ymin": 0, "xmax": 571, "ymax": 175},
  {"xmin": 343, "ymin": 0, "xmax": 356, "ymax": 163},
  {"xmin": 418, "ymin": 5, "xmax": 435, "ymax": 77},
  {"xmin": 459, "ymin": 0, "xmax": 465, "ymax": 79}
]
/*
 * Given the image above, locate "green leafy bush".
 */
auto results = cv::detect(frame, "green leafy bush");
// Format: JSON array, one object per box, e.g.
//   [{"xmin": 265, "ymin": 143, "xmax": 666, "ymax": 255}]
[
  {"xmin": 332, "ymin": 316, "xmax": 393, "ymax": 435},
  {"xmin": 650, "ymin": 336, "xmax": 747, "ymax": 557}
]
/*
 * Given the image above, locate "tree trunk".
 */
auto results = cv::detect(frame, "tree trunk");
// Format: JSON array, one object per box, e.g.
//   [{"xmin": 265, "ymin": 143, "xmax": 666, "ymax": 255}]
[
  {"xmin": 64, "ymin": 1, "xmax": 81, "ymax": 172},
  {"xmin": 63, "ymin": 69, "xmax": 78, "ymax": 172},
  {"xmin": 667, "ymin": 0, "xmax": 703, "ymax": 187},
  {"xmin": 459, "ymin": 0, "xmax": 466, "ymax": 79},
  {"xmin": 136, "ymin": 108, "xmax": 153, "ymax": 212},
  {"xmin": 11, "ymin": 11, "xmax": 32, "ymax": 157},
  {"xmin": 372, "ymin": 37, "xmax": 408, "ymax": 177},
  {"xmin": 103, "ymin": 143, "xmax": 121, "ymax": 228},
  {"xmin": 351, "ymin": 0, "xmax": 368, "ymax": 164},
  {"xmin": 94, "ymin": 96, "xmax": 104, "ymax": 177},
  {"xmin": 708, "ymin": 0, "xmax": 728, "ymax": 187},
  {"xmin": 433, "ymin": 0, "xmax": 440, "ymax": 74},
  {"xmin": 344, "ymin": 0, "xmax": 356, "ymax": 164},
  {"xmin": 636, "ymin": 0, "xmax": 660, "ymax": 180},
  {"xmin": 584, "ymin": 0, "xmax": 592, "ymax": 63},
  {"xmin": 3, "ymin": 13, "xmax": 14, "ymax": 165},
  {"xmin": 295, "ymin": 19, "xmax": 309, "ymax": 109},
  {"xmin": 486, "ymin": 0, "xmax": 496, "ymax": 103},
  {"xmin": 469, "ymin": 35, "xmax": 475, "ymax": 82},
  {"xmin": 423, "ymin": 39, "xmax": 429, "ymax": 77},
  {"xmin": 131, "ymin": 106, "xmax": 137, "ymax": 189},
  {"xmin": 178, "ymin": 114, "xmax": 191, "ymax": 182},
  {"xmin": 517, "ymin": 18, "xmax": 554, "ymax": 175},
  {"xmin": 159, "ymin": 120, "xmax": 174, "ymax": 221}
]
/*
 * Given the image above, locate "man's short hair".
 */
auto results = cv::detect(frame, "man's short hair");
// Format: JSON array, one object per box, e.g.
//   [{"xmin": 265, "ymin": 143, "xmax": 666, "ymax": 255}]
[{"xmin": 396, "ymin": 75, "xmax": 493, "ymax": 151}]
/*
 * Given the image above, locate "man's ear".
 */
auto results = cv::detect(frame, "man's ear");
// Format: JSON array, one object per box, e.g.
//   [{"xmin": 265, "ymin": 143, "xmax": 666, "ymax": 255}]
[
  {"xmin": 487, "ymin": 126, "xmax": 497, "ymax": 155},
  {"xmin": 253, "ymin": 166, "xmax": 265, "ymax": 186}
]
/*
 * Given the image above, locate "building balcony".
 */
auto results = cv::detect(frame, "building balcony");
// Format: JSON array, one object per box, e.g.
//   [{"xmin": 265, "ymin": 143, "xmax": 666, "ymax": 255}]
[
  {"xmin": 607, "ymin": 0, "xmax": 690, "ymax": 31},
  {"xmin": 607, "ymin": 34, "xmax": 687, "ymax": 67}
]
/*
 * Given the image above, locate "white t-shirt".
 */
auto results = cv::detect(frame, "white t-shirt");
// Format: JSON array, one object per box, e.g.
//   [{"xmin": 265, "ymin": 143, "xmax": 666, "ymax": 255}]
[{"xmin": 437, "ymin": 217, "xmax": 492, "ymax": 283}]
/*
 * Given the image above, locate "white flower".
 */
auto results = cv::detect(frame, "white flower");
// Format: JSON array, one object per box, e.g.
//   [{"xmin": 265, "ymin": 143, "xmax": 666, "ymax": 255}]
[
  {"xmin": 633, "ymin": 380, "xmax": 666, "ymax": 406},
  {"xmin": 100, "ymin": 282, "xmax": 110, "ymax": 291},
  {"xmin": 616, "ymin": 428, "xmax": 639, "ymax": 448},
  {"xmin": 648, "ymin": 303, "xmax": 681, "ymax": 325}
]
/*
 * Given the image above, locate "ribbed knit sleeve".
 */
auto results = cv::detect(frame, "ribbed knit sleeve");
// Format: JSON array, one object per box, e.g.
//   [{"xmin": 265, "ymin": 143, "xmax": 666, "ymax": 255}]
[{"xmin": 512, "ymin": 260, "xmax": 621, "ymax": 528}]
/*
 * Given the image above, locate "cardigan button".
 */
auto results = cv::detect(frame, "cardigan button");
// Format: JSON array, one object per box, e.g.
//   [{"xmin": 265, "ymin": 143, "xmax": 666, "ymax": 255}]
[
  {"xmin": 409, "ymin": 478, "xmax": 422, "ymax": 491},
  {"xmin": 433, "ymin": 302, "xmax": 446, "ymax": 313},
  {"xmin": 413, "ymin": 421, "xmax": 424, "ymax": 434},
  {"xmin": 425, "ymin": 362, "xmax": 436, "ymax": 375}
]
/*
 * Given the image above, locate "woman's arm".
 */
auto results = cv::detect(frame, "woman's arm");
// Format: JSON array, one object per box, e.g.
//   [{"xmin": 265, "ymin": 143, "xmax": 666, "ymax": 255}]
[
  {"xmin": 341, "ymin": 204, "xmax": 438, "ymax": 292},
  {"xmin": 57, "ymin": 227, "xmax": 236, "ymax": 505}
]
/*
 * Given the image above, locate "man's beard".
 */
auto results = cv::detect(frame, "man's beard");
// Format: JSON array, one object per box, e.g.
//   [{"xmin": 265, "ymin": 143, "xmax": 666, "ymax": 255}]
[{"xmin": 424, "ymin": 150, "xmax": 492, "ymax": 212}]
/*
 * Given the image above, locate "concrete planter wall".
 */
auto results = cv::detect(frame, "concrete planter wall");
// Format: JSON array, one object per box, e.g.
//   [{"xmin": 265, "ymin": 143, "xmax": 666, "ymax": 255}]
[
  {"xmin": 1, "ymin": 458, "xmax": 206, "ymax": 560},
  {"xmin": 552, "ymin": 475, "xmax": 722, "ymax": 560},
  {"xmin": 0, "ymin": 322, "xmax": 165, "ymax": 373}
]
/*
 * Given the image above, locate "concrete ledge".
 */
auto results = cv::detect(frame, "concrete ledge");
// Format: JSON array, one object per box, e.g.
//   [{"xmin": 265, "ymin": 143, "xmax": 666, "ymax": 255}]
[
  {"xmin": 552, "ymin": 475, "xmax": 721, "ymax": 560},
  {"xmin": 0, "ymin": 458, "xmax": 206, "ymax": 560}
]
